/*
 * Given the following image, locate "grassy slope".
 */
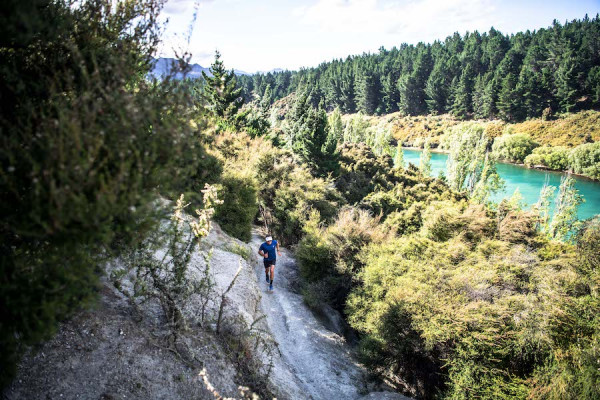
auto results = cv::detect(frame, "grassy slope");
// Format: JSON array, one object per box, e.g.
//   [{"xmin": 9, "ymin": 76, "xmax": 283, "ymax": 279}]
[{"xmin": 344, "ymin": 110, "xmax": 600, "ymax": 148}]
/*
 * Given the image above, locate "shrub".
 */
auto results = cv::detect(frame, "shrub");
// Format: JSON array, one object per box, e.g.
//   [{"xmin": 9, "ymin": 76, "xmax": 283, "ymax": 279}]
[
  {"xmin": 214, "ymin": 172, "xmax": 258, "ymax": 242},
  {"xmin": 296, "ymin": 207, "xmax": 387, "ymax": 311},
  {"xmin": 346, "ymin": 200, "xmax": 600, "ymax": 399},
  {"xmin": 524, "ymin": 146, "xmax": 570, "ymax": 171},
  {"xmin": 0, "ymin": 0, "xmax": 211, "ymax": 385},
  {"xmin": 492, "ymin": 133, "xmax": 539, "ymax": 163},
  {"xmin": 382, "ymin": 203, "xmax": 424, "ymax": 236},
  {"xmin": 256, "ymin": 149, "xmax": 342, "ymax": 245},
  {"xmin": 347, "ymin": 230, "xmax": 570, "ymax": 398},
  {"xmin": 529, "ymin": 218, "xmax": 600, "ymax": 399},
  {"xmin": 569, "ymin": 142, "xmax": 600, "ymax": 180},
  {"xmin": 421, "ymin": 201, "xmax": 465, "ymax": 241},
  {"xmin": 336, "ymin": 143, "xmax": 396, "ymax": 204}
]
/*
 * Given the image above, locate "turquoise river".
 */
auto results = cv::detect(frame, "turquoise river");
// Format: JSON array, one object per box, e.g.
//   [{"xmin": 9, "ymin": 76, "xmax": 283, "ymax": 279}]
[{"xmin": 402, "ymin": 148, "xmax": 600, "ymax": 220}]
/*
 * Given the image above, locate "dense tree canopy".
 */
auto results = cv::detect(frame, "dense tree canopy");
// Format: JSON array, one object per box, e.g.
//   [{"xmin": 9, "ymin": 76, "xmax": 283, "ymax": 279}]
[{"xmin": 239, "ymin": 16, "xmax": 600, "ymax": 122}]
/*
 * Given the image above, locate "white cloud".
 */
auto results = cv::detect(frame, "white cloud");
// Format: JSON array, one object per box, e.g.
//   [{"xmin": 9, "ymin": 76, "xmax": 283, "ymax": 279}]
[
  {"xmin": 162, "ymin": 0, "xmax": 213, "ymax": 15},
  {"xmin": 295, "ymin": 0, "xmax": 498, "ymax": 41}
]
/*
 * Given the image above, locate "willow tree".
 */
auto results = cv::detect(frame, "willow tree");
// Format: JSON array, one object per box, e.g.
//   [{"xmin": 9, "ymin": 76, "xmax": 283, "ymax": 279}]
[
  {"xmin": 548, "ymin": 175, "xmax": 583, "ymax": 240},
  {"xmin": 419, "ymin": 139, "xmax": 432, "ymax": 176},
  {"xmin": 393, "ymin": 143, "xmax": 405, "ymax": 169},
  {"xmin": 446, "ymin": 124, "xmax": 503, "ymax": 201}
]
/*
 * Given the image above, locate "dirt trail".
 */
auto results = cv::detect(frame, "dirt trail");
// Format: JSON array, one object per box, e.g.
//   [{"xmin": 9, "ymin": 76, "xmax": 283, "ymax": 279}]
[{"xmin": 250, "ymin": 232, "xmax": 408, "ymax": 400}]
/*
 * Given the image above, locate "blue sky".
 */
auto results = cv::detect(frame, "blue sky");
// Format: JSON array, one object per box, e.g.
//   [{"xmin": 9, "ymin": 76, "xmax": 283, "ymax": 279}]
[{"xmin": 158, "ymin": 0, "xmax": 600, "ymax": 73}]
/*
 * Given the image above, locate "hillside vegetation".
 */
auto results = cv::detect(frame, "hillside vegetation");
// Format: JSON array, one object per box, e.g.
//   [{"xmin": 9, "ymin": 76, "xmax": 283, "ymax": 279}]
[
  {"xmin": 385, "ymin": 110, "xmax": 600, "ymax": 148},
  {"xmin": 240, "ymin": 17, "xmax": 600, "ymax": 122},
  {"xmin": 2, "ymin": 1, "xmax": 600, "ymax": 399},
  {"xmin": 306, "ymin": 110, "xmax": 600, "ymax": 180}
]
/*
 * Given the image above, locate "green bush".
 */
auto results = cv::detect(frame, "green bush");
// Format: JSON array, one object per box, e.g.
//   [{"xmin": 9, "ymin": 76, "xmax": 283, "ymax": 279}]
[
  {"xmin": 256, "ymin": 149, "xmax": 342, "ymax": 245},
  {"xmin": 215, "ymin": 172, "xmax": 258, "ymax": 242},
  {"xmin": 0, "ymin": 0, "xmax": 213, "ymax": 385},
  {"xmin": 529, "ymin": 218, "xmax": 600, "ymax": 399},
  {"xmin": 296, "ymin": 207, "xmax": 387, "ymax": 311},
  {"xmin": 295, "ymin": 211, "xmax": 335, "ymax": 283},
  {"xmin": 492, "ymin": 133, "xmax": 539, "ymax": 163},
  {"xmin": 524, "ymin": 146, "xmax": 570, "ymax": 171},
  {"xmin": 335, "ymin": 143, "xmax": 399, "ymax": 204},
  {"xmin": 382, "ymin": 203, "xmax": 424, "ymax": 236},
  {"xmin": 346, "ymin": 205, "xmax": 599, "ymax": 399},
  {"xmin": 569, "ymin": 142, "xmax": 600, "ymax": 180}
]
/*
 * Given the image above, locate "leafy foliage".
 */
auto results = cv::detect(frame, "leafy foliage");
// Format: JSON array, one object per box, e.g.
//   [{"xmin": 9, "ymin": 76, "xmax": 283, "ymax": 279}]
[
  {"xmin": 296, "ymin": 208, "xmax": 388, "ymax": 312},
  {"xmin": 335, "ymin": 143, "xmax": 396, "ymax": 204},
  {"xmin": 492, "ymin": 133, "xmax": 539, "ymax": 163},
  {"xmin": 569, "ymin": 142, "xmax": 600, "ymax": 180},
  {"xmin": 347, "ymin": 208, "xmax": 596, "ymax": 399},
  {"xmin": 214, "ymin": 172, "xmax": 258, "ymax": 242},
  {"xmin": 0, "ymin": 0, "xmax": 218, "ymax": 385},
  {"xmin": 445, "ymin": 124, "xmax": 503, "ymax": 200},
  {"xmin": 524, "ymin": 146, "xmax": 570, "ymax": 170},
  {"xmin": 256, "ymin": 148, "xmax": 342, "ymax": 245},
  {"xmin": 287, "ymin": 93, "xmax": 339, "ymax": 177}
]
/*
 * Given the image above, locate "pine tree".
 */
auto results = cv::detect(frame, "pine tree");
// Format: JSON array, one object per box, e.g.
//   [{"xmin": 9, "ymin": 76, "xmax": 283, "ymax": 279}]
[
  {"xmin": 289, "ymin": 96, "xmax": 339, "ymax": 176},
  {"xmin": 260, "ymin": 84, "xmax": 273, "ymax": 112},
  {"xmin": 555, "ymin": 53, "xmax": 580, "ymax": 113},
  {"xmin": 472, "ymin": 74, "xmax": 487, "ymax": 119},
  {"xmin": 398, "ymin": 49, "xmax": 432, "ymax": 115},
  {"xmin": 355, "ymin": 71, "xmax": 380, "ymax": 115},
  {"xmin": 202, "ymin": 51, "xmax": 243, "ymax": 118},
  {"xmin": 451, "ymin": 64, "xmax": 475, "ymax": 119},
  {"xmin": 425, "ymin": 61, "xmax": 449, "ymax": 114},
  {"xmin": 497, "ymin": 72, "xmax": 523, "ymax": 122},
  {"xmin": 380, "ymin": 73, "xmax": 400, "ymax": 113},
  {"xmin": 587, "ymin": 66, "xmax": 600, "ymax": 107},
  {"xmin": 481, "ymin": 77, "xmax": 498, "ymax": 119},
  {"xmin": 340, "ymin": 70, "xmax": 356, "ymax": 113}
]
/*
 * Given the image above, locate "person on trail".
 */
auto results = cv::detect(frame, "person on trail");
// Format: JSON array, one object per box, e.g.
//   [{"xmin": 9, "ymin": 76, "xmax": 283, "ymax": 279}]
[{"xmin": 258, "ymin": 235, "xmax": 281, "ymax": 291}]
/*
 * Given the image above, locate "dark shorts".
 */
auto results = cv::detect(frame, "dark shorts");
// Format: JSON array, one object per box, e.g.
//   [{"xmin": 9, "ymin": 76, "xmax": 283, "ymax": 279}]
[{"xmin": 263, "ymin": 259, "xmax": 276, "ymax": 268}]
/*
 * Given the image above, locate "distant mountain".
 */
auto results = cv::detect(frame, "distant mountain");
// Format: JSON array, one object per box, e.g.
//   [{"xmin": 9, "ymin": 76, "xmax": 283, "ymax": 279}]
[
  {"xmin": 255, "ymin": 68, "xmax": 285, "ymax": 75},
  {"xmin": 150, "ymin": 57, "xmax": 251, "ymax": 79}
]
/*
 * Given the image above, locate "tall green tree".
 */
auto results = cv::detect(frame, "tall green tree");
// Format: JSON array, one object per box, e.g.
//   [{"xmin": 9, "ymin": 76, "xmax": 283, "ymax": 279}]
[
  {"xmin": 355, "ymin": 71, "xmax": 380, "ymax": 115},
  {"xmin": 555, "ymin": 53, "xmax": 580, "ymax": 113},
  {"xmin": 497, "ymin": 72, "xmax": 523, "ymax": 122},
  {"xmin": 398, "ymin": 49, "xmax": 432, "ymax": 115},
  {"xmin": 425, "ymin": 61, "xmax": 450, "ymax": 114},
  {"xmin": 202, "ymin": 50, "xmax": 243, "ymax": 118},
  {"xmin": 450, "ymin": 64, "xmax": 475, "ymax": 119},
  {"xmin": 289, "ymin": 95, "xmax": 339, "ymax": 176}
]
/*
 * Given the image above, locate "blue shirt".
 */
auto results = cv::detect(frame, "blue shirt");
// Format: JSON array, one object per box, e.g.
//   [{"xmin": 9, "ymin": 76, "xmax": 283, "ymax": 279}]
[{"xmin": 259, "ymin": 240, "xmax": 278, "ymax": 261}]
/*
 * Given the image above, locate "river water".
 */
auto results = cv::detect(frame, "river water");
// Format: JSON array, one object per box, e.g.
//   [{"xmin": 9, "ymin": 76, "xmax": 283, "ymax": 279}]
[{"xmin": 402, "ymin": 148, "xmax": 600, "ymax": 220}]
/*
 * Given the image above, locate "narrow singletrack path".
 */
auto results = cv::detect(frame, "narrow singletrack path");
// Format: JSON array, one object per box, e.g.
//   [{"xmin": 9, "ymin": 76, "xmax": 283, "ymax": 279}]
[{"xmin": 250, "ymin": 232, "xmax": 369, "ymax": 400}]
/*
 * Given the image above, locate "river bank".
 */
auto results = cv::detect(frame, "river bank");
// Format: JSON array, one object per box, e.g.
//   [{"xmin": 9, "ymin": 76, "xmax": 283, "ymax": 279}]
[
  {"xmin": 401, "ymin": 148, "xmax": 600, "ymax": 220},
  {"xmin": 402, "ymin": 146, "xmax": 600, "ymax": 182}
]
